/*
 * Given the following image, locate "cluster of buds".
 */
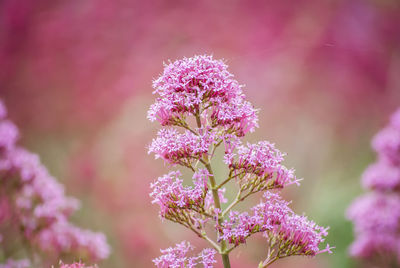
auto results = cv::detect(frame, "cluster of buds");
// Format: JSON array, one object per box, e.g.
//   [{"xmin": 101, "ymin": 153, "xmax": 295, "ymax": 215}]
[
  {"xmin": 0, "ymin": 100, "xmax": 110, "ymax": 267},
  {"xmin": 347, "ymin": 108, "xmax": 400, "ymax": 266},
  {"xmin": 148, "ymin": 55, "xmax": 331, "ymax": 267}
]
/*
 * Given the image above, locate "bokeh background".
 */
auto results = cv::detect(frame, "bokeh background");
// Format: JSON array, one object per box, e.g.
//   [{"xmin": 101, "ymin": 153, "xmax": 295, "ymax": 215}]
[{"xmin": 1, "ymin": 0, "xmax": 400, "ymax": 267}]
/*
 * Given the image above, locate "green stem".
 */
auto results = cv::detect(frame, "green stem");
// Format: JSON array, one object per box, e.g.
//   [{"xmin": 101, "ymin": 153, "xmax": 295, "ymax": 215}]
[
  {"xmin": 215, "ymin": 171, "xmax": 233, "ymax": 190},
  {"xmin": 261, "ymin": 256, "xmax": 279, "ymax": 267},
  {"xmin": 195, "ymin": 112, "xmax": 231, "ymax": 268},
  {"xmin": 221, "ymin": 253, "xmax": 231, "ymax": 268},
  {"xmin": 222, "ymin": 189, "xmax": 241, "ymax": 217},
  {"xmin": 202, "ymin": 234, "xmax": 221, "ymax": 252},
  {"xmin": 203, "ymin": 157, "xmax": 231, "ymax": 268}
]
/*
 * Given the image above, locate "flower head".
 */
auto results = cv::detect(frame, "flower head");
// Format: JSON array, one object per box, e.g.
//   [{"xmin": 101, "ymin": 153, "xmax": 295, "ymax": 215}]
[
  {"xmin": 226, "ymin": 141, "xmax": 300, "ymax": 191},
  {"xmin": 148, "ymin": 55, "xmax": 258, "ymax": 137},
  {"xmin": 36, "ymin": 221, "xmax": 110, "ymax": 261},
  {"xmin": 348, "ymin": 233, "xmax": 399, "ymax": 259},
  {"xmin": 148, "ymin": 128, "xmax": 215, "ymax": 167},
  {"xmin": 362, "ymin": 161, "xmax": 400, "ymax": 191},
  {"xmin": 218, "ymin": 192, "xmax": 331, "ymax": 256},
  {"xmin": 150, "ymin": 170, "xmax": 209, "ymax": 221},
  {"xmin": 153, "ymin": 241, "xmax": 216, "ymax": 268},
  {"xmin": 347, "ymin": 192, "xmax": 400, "ymax": 234}
]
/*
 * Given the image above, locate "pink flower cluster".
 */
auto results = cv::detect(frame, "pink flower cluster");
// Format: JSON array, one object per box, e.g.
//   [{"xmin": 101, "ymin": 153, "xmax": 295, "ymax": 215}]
[
  {"xmin": 149, "ymin": 128, "xmax": 215, "ymax": 167},
  {"xmin": 150, "ymin": 170, "xmax": 209, "ymax": 221},
  {"xmin": 226, "ymin": 141, "xmax": 300, "ymax": 192},
  {"xmin": 148, "ymin": 55, "xmax": 331, "ymax": 267},
  {"xmin": 219, "ymin": 192, "xmax": 330, "ymax": 256},
  {"xmin": 347, "ymin": 108, "xmax": 400, "ymax": 264},
  {"xmin": 153, "ymin": 241, "xmax": 216, "ymax": 268},
  {"xmin": 0, "ymin": 100, "xmax": 110, "ymax": 265},
  {"xmin": 216, "ymin": 192, "xmax": 289, "ymax": 246},
  {"xmin": 148, "ymin": 55, "xmax": 258, "ymax": 136}
]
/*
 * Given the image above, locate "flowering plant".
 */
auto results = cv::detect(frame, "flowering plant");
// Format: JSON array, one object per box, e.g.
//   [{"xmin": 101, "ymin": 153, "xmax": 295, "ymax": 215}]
[
  {"xmin": 148, "ymin": 55, "xmax": 332, "ymax": 267},
  {"xmin": 347, "ymin": 108, "xmax": 400, "ymax": 267},
  {"xmin": 0, "ymin": 100, "xmax": 110, "ymax": 267}
]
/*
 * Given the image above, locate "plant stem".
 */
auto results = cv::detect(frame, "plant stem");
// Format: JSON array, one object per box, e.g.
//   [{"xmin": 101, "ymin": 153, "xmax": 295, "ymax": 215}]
[
  {"xmin": 202, "ymin": 234, "xmax": 221, "ymax": 252},
  {"xmin": 222, "ymin": 189, "xmax": 241, "ymax": 217},
  {"xmin": 195, "ymin": 112, "xmax": 231, "ymax": 268},
  {"xmin": 221, "ymin": 253, "xmax": 231, "ymax": 268},
  {"xmin": 203, "ymin": 156, "xmax": 231, "ymax": 268}
]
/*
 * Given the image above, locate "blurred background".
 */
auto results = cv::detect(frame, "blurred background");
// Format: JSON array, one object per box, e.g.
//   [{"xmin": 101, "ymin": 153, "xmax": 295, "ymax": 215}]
[{"xmin": 1, "ymin": 0, "xmax": 400, "ymax": 267}]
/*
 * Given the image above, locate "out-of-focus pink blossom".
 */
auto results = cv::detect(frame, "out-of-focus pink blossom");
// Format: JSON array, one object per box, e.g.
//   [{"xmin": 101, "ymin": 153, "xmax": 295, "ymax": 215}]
[
  {"xmin": 153, "ymin": 241, "xmax": 216, "ymax": 268},
  {"xmin": 372, "ymin": 126, "xmax": 400, "ymax": 166},
  {"xmin": 349, "ymin": 233, "xmax": 399, "ymax": 260},
  {"xmin": 37, "ymin": 221, "xmax": 110, "ymax": 262},
  {"xmin": 347, "ymin": 193, "xmax": 400, "ymax": 235},
  {"xmin": 0, "ymin": 99, "xmax": 110, "ymax": 265},
  {"xmin": 362, "ymin": 161, "xmax": 400, "ymax": 191},
  {"xmin": 59, "ymin": 261, "xmax": 97, "ymax": 268},
  {"xmin": 348, "ymin": 107, "xmax": 400, "ymax": 265},
  {"xmin": 0, "ymin": 258, "xmax": 30, "ymax": 268}
]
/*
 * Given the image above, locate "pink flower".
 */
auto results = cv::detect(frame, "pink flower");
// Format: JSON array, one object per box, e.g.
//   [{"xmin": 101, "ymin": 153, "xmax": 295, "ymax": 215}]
[
  {"xmin": 210, "ymin": 98, "xmax": 258, "ymax": 136},
  {"xmin": 148, "ymin": 56, "xmax": 331, "ymax": 267},
  {"xmin": 226, "ymin": 141, "xmax": 300, "ymax": 190},
  {"xmin": 218, "ymin": 192, "xmax": 331, "ymax": 255},
  {"xmin": 349, "ymin": 233, "xmax": 399, "ymax": 259},
  {"xmin": 362, "ymin": 161, "xmax": 400, "ymax": 191},
  {"xmin": 272, "ymin": 214, "xmax": 331, "ymax": 256},
  {"xmin": 36, "ymin": 220, "xmax": 110, "ymax": 261},
  {"xmin": 153, "ymin": 241, "xmax": 216, "ymax": 268},
  {"xmin": 148, "ymin": 55, "xmax": 258, "ymax": 137},
  {"xmin": 150, "ymin": 170, "xmax": 209, "ymax": 220},
  {"xmin": 148, "ymin": 128, "xmax": 216, "ymax": 167},
  {"xmin": 347, "ymin": 193, "xmax": 400, "ymax": 234}
]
